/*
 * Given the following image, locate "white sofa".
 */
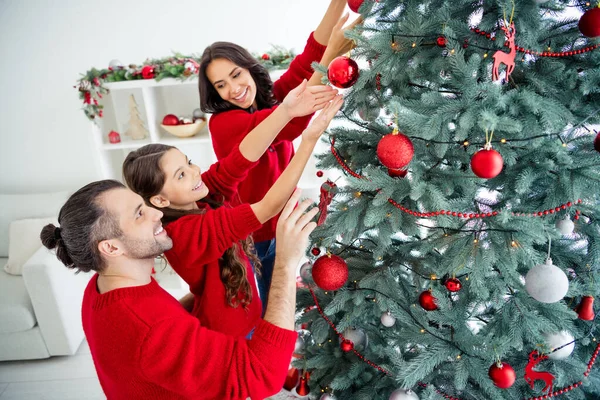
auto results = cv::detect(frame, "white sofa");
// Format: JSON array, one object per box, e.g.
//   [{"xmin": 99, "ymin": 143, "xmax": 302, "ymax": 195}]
[{"xmin": 0, "ymin": 191, "xmax": 92, "ymax": 361}]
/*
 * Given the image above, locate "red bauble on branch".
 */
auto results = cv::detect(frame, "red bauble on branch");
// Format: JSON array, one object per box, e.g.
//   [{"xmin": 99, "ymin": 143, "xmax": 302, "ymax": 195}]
[
  {"xmin": 388, "ymin": 168, "xmax": 408, "ymax": 178},
  {"xmin": 579, "ymin": 7, "xmax": 600, "ymax": 38},
  {"xmin": 594, "ymin": 132, "xmax": 600, "ymax": 152},
  {"xmin": 312, "ymin": 254, "xmax": 348, "ymax": 291},
  {"xmin": 327, "ymin": 56, "xmax": 360, "ymax": 88},
  {"xmin": 348, "ymin": 0, "xmax": 364, "ymax": 13},
  {"xmin": 470, "ymin": 147, "xmax": 503, "ymax": 178},
  {"xmin": 488, "ymin": 361, "xmax": 516, "ymax": 389},
  {"xmin": 340, "ymin": 339, "xmax": 354, "ymax": 352},
  {"xmin": 377, "ymin": 131, "xmax": 414, "ymax": 170},
  {"xmin": 444, "ymin": 277, "xmax": 462, "ymax": 292},
  {"xmin": 418, "ymin": 290, "xmax": 438, "ymax": 311},
  {"xmin": 141, "ymin": 65, "xmax": 155, "ymax": 79}
]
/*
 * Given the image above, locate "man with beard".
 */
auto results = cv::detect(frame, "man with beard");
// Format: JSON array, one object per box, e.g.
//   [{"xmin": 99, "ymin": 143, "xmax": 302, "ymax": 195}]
[{"xmin": 40, "ymin": 180, "xmax": 316, "ymax": 400}]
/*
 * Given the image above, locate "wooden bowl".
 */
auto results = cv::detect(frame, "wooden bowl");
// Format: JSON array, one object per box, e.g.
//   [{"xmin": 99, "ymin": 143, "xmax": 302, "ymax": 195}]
[{"xmin": 160, "ymin": 120, "xmax": 206, "ymax": 138}]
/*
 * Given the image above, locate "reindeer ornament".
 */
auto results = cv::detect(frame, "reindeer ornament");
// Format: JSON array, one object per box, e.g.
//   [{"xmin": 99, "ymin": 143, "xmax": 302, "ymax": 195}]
[
  {"xmin": 524, "ymin": 350, "xmax": 555, "ymax": 394},
  {"xmin": 492, "ymin": 22, "xmax": 517, "ymax": 82}
]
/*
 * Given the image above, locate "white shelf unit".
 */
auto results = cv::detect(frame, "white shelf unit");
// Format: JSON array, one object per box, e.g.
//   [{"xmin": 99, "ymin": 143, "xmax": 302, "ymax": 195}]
[
  {"xmin": 91, "ymin": 77, "xmax": 216, "ymax": 180},
  {"xmin": 90, "ymin": 71, "xmax": 323, "ymax": 202}
]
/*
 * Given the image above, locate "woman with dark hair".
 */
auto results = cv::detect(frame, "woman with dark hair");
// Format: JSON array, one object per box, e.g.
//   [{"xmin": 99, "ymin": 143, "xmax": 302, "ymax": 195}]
[
  {"xmin": 123, "ymin": 90, "xmax": 343, "ymax": 340},
  {"xmin": 199, "ymin": 0, "xmax": 361, "ymax": 311}
]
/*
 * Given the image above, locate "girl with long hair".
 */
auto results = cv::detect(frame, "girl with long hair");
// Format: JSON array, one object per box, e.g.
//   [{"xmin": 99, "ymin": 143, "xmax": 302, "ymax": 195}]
[
  {"xmin": 199, "ymin": 0, "xmax": 361, "ymax": 310},
  {"xmin": 123, "ymin": 86, "xmax": 343, "ymax": 339}
]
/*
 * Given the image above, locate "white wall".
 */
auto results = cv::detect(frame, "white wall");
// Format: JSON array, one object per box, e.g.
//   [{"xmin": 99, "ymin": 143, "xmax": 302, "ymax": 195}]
[{"xmin": 0, "ymin": 0, "xmax": 334, "ymax": 193}]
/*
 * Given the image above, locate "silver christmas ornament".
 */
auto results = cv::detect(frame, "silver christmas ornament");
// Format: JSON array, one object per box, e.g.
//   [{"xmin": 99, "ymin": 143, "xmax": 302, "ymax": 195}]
[
  {"xmin": 109, "ymin": 59, "xmax": 124, "ymax": 69},
  {"xmin": 294, "ymin": 335, "xmax": 305, "ymax": 353},
  {"xmin": 320, "ymin": 394, "xmax": 337, "ymax": 400},
  {"xmin": 389, "ymin": 389, "xmax": 419, "ymax": 400},
  {"xmin": 544, "ymin": 331, "xmax": 575, "ymax": 360},
  {"xmin": 340, "ymin": 327, "xmax": 368, "ymax": 350},
  {"xmin": 525, "ymin": 258, "xmax": 569, "ymax": 303},
  {"xmin": 192, "ymin": 108, "xmax": 205, "ymax": 120},
  {"xmin": 555, "ymin": 216, "xmax": 575, "ymax": 235},
  {"xmin": 299, "ymin": 261, "xmax": 313, "ymax": 281},
  {"xmin": 381, "ymin": 311, "xmax": 396, "ymax": 327},
  {"xmin": 448, "ymin": 122, "xmax": 456, "ymax": 131}
]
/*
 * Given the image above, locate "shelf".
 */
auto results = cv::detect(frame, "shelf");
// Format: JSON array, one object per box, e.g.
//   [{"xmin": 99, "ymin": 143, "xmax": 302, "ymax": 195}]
[
  {"xmin": 102, "ymin": 134, "xmax": 211, "ymax": 151},
  {"xmin": 104, "ymin": 77, "xmax": 198, "ymax": 90}
]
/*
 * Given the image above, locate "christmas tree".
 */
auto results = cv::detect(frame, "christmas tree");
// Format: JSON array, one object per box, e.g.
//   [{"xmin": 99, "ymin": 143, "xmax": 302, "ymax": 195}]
[
  {"xmin": 294, "ymin": 1, "xmax": 600, "ymax": 399},
  {"xmin": 125, "ymin": 94, "xmax": 148, "ymax": 140}
]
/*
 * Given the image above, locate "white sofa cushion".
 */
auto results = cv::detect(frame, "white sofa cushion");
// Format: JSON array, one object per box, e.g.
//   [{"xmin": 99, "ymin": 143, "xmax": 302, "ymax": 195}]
[
  {"xmin": 0, "ymin": 191, "xmax": 70, "ymax": 258},
  {"xmin": 4, "ymin": 218, "xmax": 56, "ymax": 275},
  {"xmin": 0, "ymin": 263, "xmax": 36, "ymax": 333}
]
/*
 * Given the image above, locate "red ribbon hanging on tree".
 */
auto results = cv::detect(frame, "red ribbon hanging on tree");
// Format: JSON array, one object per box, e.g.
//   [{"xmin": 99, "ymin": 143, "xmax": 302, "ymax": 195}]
[{"xmin": 317, "ymin": 180, "xmax": 338, "ymax": 226}]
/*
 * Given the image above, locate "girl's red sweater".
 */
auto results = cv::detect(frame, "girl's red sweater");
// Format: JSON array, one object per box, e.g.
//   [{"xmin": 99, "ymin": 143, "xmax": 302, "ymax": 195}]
[
  {"xmin": 164, "ymin": 146, "xmax": 263, "ymax": 338},
  {"xmin": 82, "ymin": 274, "xmax": 296, "ymax": 399},
  {"xmin": 208, "ymin": 32, "xmax": 327, "ymax": 243}
]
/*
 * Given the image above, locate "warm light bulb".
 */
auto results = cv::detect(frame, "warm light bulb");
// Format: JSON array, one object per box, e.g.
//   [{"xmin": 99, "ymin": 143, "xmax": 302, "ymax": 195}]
[
  {"xmin": 511, "ymin": 240, "xmax": 517, "ymax": 247},
  {"xmin": 500, "ymin": 138, "xmax": 507, "ymax": 143},
  {"xmin": 463, "ymin": 141, "xmax": 469, "ymax": 146},
  {"xmin": 457, "ymin": 355, "xmax": 462, "ymax": 360},
  {"xmin": 474, "ymin": 239, "xmax": 479, "ymax": 244},
  {"xmin": 430, "ymin": 274, "xmax": 437, "ymax": 280},
  {"xmin": 420, "ymin": 329, "xmax": 426, "ymax": 333},
  {"xmin": 412, "ymin": 43, "xmax": 416, "ymax": 48},
  {"xmin": 450, "ymin": 49, "xmax": 455, "ymax": 54}
]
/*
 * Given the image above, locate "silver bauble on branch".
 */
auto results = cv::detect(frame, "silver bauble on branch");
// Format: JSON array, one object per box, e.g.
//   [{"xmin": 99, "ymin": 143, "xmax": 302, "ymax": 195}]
[
  {"xmin": 555, "ymin": 216, "xmax": 575, "ymax": 235},
  {"xmin": 299, "ymin": 261, "xmax": 313, "ymax": 282},
  {"xmin": 544, "ymin": 331, "xmax": 575, "ymax": 360},
  {"xmin": 381, "ymin": 311, "xmax": 396, "ymax": 327},
  {"xmin": 340, "ymin": 327, "xmax": 368, "ymax": 351},
  {"xmin": 294, "ymin": 335, "xmax": 305, "ymax": 353},
  {"xmin": 389, "ymin": 389, "xmax": 419, "ymax": 400},
  {"xmin": 319, "ymin": 394, "xmax": 337, "ymax": 400},
  {"xmin": 525, "ymin": 258, "xmax": 569, "ymax": 303}
]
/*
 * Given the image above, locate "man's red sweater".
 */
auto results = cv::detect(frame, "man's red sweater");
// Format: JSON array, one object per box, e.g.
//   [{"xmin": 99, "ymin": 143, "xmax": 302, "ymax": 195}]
[
  {"xmin": 82, "ymin": 274, "xmax": 297, "ymax": 399},
  {"xmin": 209, "ymin": 32, "xmax": 327, "ymax": 243},
  {"xmin": 164, "ymin": 146, "xmax": 263, "ymax": 338}
]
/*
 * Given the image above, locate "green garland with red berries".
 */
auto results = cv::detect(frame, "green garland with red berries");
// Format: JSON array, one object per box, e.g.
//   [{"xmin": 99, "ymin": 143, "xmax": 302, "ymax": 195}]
[{"xmin": 76, "ymin": 46, "xmax": 295, "ymax": 122}]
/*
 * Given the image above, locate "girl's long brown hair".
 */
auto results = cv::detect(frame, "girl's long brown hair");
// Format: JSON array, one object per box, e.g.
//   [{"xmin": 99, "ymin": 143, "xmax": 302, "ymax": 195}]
[{"xmin": 123, "ymin": 144, "xmax": 260, "ymax": 309}]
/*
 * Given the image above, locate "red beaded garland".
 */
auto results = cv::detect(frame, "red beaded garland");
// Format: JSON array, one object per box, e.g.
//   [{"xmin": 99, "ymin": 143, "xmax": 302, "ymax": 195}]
[
  {"xmin": 316, "ymin": 170, "xmax": 324, "ymax": 178},
  {"xmin": 311, "ymin": 247, "xmax": 321, "ymax": 256}
]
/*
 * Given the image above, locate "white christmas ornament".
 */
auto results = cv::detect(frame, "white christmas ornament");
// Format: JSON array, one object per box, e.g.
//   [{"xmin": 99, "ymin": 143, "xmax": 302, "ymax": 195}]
[
  {"xmin": 381, "ymin": 311, "xmax": 396, "ymax": 327},
  {"xmin": 341, "ymin": 327, "xmax": 368, "ymax": 350},
  {"xmin": 544, "ymin": 331, "xmax": 575, "ymax": 360},
  {"xmin": 109, "ymin": 59, "xmax": 124, "ymax": 69},
  {"xmin": 555, "ymin": 216, "xmax": 575, "ymax": 235},
  {"xmin": 525, "ymin": 258, "xmax": 569, "ymax": 303},
  {"xmin": 320, "ymin": 394, "xmax": 337, "ymax": 400},
  {"xmin": 448, "ymin": 122, "xmax": 456, "ymax": 131},
  {"xmin": 389, "ymin": 389, "xmax": 419, "ymax": 400}
]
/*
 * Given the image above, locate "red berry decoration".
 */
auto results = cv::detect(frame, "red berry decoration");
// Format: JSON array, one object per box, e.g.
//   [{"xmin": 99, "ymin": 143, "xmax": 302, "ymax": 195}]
[
  {"xmin": 418, "ymin": 290, "xmax": 438, "ymax": 311},
  {"xmin": 261, "ymin": 53, "xmax": 270, "ymax": 60},
  {"xmin": 162, "ymin": 114, "xmax": 180, "ymax": 126},
  {"xmin": 579, "ymin": 7, "xmax": 600, "ymax": 38},
  {"xmin": 470, "ymin": 147, "xmax": 503, "ymax": 179},
  {"xmin": 388, "ymin": 168, "xmax": 408, "ymax": 178},
  {"xmin": 327, "ymin": 56, "xmax": 360, "ymax": 88},
  {"xmin": 594, "ymin": 132, "xmax": 600, "ymax": 153},
  {"xmin": 340, "ymin": 339, "xmax": 354, "ymax": 352},
  {"xmin": 316, "ymin": 170, "xmax": 324, "ymax": 178},
  {"xmin": 377, "ymin": 132, "xmax": 414, "ymax": 170},
  {"xmin": 311, "ymin": 247, "xmax": 321, "ymax": 256},
  {"xmin": 141, "ymin": 65, "xmax": 155, "ymax": 79},
  {"xmin": 347, "ymin": 0, "xmax": 364, "ymax": 13},
  {"xmin": 312, "ymin": 254, "xmax": 349, "ymax": 291},
  {"xmin": 444, "ymin": 277, "xmax": 462, "ymax": 292},
  {"xmin": 488, "ymin": 361, "xmax": 516, "ymax": 389},
  {"xmin": 436, "ymin": 36, "xmax": 447, "ymax": 47}
]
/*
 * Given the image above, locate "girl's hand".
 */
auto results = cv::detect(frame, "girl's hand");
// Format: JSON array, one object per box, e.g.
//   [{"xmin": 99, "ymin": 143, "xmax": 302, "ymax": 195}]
[
  {"xmin": 280, "ymin": 80, "xmax": 338, "ymax": 118},
  {"xmin": 301, "ymin": 95, "xmax": 344, "ymax": 142},
  {"xmin": 325, "ymin": 13, "xmax": 363, "ymax": 58}
]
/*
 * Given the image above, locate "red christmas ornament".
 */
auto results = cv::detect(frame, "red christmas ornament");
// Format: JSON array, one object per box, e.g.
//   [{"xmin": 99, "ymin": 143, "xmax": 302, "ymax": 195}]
[
  {"xmin": 141, "ymin": 65, "xmax": 155, "ymax": 79},
  {"xmin": 327, "ymin": 56, "xmax": 360, "ymax": 88},
  {"xmin": 492, "ymin": 22, "xmax": 516, "ymax": 81},
  {"xmin": 261, "ymin": 53, "xmax": 270, "ymax": 60},
  {"xmin": 576, "ymin": 295, "xmax": 595, "ymax": 320},
  {"xmin": 594, "ymin": 132, "xmax": 600, "ymax": 153},
  {"xmin": 340, "ymin": 339, "xmax": 354, "ymax": 352},
  {"xmin": 524, "ymin": 351, "xmax": 555, "ymax": 394},
  {"xmin": 488, "ymin": 361, "xmax": 516, "ymax": 389},
  {"xmin": 283, "ymin": 367, "xmax": 300, "ymax": 391},
  {"xmin": 108, "ymin": 130, "xmax": 121, "ymax": 144},
  {"xmin": 318, "ymin": 179, "xmax": 338, "ymax": 226},
  {"xmin": 311, "ymin": 247, "xmax": 321, "ymax": 256},
  {"xmin": 312, "ymin": 254, "xmax": 348, "ymax": 291},
  {"xmin": 162, "ymin": 114, "xmax": 180, "ymax": 126},
  {"xmin": 444, "ymin": 277, "xmax": 462, "ymax": 292},
  {"xmin": 470, "ymin": 147, "xmax": 503, "ymax": 179},
  {"xmin": 316, "ymin": 170, "xmax": 324, "ymax": 178},
  {"xmin": 347, "ymin": 0, "xmax": 364, "ymax": 13},
  {"xmin": 436, "ymin": 36, "xmax": 447, "ymax": 47},
  {"xmin": 418, "ymin": 290, "xmax": 438, "ymax": 311},
  {"xmin": 579, "ymin": 7, "xmax": 600, "ymax": 38},
  {"xmin": 388, "ymin": 168, "xmax": 408, "ymax": 178},
  {"xmin": 377, "ymin": 132, "xmax": 414, "ymax": 170},
  {"xmin": 295, "ymin": 373, "xmax": 310, "ymax": 396}
]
